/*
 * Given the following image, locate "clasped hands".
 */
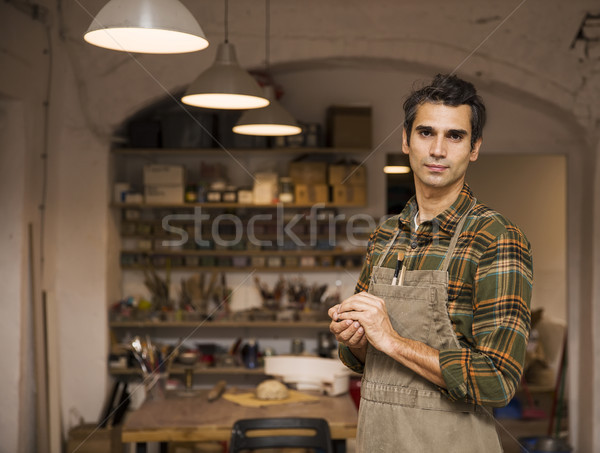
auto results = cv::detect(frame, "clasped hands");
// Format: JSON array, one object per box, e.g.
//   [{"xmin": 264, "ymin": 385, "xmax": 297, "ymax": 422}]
[{"xmin": 328, "ymin": 291, "xmax": 397, "ymax": 353}]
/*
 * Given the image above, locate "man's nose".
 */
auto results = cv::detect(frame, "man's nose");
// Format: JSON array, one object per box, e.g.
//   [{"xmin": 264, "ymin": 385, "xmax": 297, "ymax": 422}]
[{"xmin": 429, "ymin": 136, "xmax": 446, "ymax": 157}]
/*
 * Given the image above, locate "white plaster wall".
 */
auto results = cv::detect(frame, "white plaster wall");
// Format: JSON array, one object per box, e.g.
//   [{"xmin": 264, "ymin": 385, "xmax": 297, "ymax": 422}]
[
  {"xmin": 0, "ymin": 100, "xmax": 28, "ymax": 453},
  {"xmin": 593, "ymin": 141, "xmax": 600, "ymax": 450},
  {"xmin": 468, "ymin": 155, "xmax": 567, "ymax": 322},
  {"xmin": 0, "ymin": 2, "xmax": 54, "ymax": 451},
  {"xmin": 52, "ymin": 58, "xmax": 111, "ymax": 434}
]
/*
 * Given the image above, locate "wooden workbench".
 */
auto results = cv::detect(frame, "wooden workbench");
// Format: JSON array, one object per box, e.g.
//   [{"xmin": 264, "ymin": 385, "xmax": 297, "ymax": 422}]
[{"xmin": 122, "ymin": 389, "xmax": 357, "ymax": 450}]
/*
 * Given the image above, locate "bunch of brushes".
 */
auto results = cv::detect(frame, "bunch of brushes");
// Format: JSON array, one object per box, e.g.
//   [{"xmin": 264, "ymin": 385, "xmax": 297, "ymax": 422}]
[
  {"xmin": 254, "ymin": 276, "xmax": 286, "ymax": 305},
  {"xmin": 130, "ymin": 335, "xmax": 161, "ymax": 375},
  {"xmin": 142, "ymin": 257, "xmax": 171, "ymax": 310},
  {"xmin": 180, "ymin": 271, "xmax": 220, "ymax": 314},
  {"xmin": 286, "ymin": 278, "xmax": 328, "ymax": 308},
  {"xmin": 179, "ymin": 272, "xmax": 232, "ymax": 320}
]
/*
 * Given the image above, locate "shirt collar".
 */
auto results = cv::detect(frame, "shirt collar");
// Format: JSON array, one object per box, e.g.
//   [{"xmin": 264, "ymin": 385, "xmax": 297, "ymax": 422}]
[{"xmin": 397, "ymin": 184, "xmax": 476, "ymax": 235}]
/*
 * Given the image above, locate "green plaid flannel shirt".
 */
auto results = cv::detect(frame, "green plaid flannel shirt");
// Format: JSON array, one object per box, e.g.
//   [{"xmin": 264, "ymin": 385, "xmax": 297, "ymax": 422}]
[{"xmin": 339, "ymin": 184, "xmax": 533, "ymax": 407}]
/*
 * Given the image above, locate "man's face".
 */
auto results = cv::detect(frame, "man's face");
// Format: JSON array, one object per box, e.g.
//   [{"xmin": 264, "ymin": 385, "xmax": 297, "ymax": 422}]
[{"xmin": 402, "ymin": 102, "xmax": 481, "ymax": 193}]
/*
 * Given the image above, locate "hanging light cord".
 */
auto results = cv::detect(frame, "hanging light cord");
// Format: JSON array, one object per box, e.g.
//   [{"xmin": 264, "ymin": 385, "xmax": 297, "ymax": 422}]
[
  {"xmin": 224, "ymin": 0, "xmax": 229, "ymax": 43},
  {"xmin": 265, "ymin": 0, "xmax": 270, "ymax": 71}
]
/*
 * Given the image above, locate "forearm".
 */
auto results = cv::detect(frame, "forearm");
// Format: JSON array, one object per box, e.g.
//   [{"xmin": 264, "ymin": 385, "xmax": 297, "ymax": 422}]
[
  {"xmin": 382, "ymin": 332, "xmax": 446, "ymax": 388},
  {"xmin": 335, "ymin": 292, "xmax": 447, "ymax": 388}
]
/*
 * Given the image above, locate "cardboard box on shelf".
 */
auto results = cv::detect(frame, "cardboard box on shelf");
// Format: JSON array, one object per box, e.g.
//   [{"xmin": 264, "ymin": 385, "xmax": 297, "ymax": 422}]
[
  {"xmin": 328, "ymin": 164, "xmax": 367, "ymax": 185},
  {"xmin": 237, "ymin": 189, "xmax": 254, "ymax": 204},
  {"xmin": 300, "ymin": 256, "xmax": 317, "ymax": 267},
  {"xmin": 331, "ymin": 184, "xmax": 367, "ymax": 206},
  {"xmin": 289, "ymin": 161, "xmax": 328, "ymax": 184},
  {"xmin": 232, "ymin": 256, "xmax": 249, "ymax": 267},
  {"xmin": 267, "ymin": 256, "xmax": 283, "ymax": 267},
  {"xmin": 251, "ymin": 256, "xmax": 267, "ymax": 268},
  {"xmin": 326, "ymin": 105, "xmax": 372, "ymax": 148},
  {"xmin": 284, "ymin": 256, "xmax": 299, "ymax": 267},
  {"xmin": 143, "ymin": 164, "xmax": 185, "ymax": 186},
  {"xmin": 144, "ymin": 185, "xmax": 184, "ymax": 204},
  {"xmin": 253, "ymin": 172, "xmax": 278, "ymax": 204},
  {"xmin": 294, "ymin": 184, "xmax": 329, "ymax": 204}
]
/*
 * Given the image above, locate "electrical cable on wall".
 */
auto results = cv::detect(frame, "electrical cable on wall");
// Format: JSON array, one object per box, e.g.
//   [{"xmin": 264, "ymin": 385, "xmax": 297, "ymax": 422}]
[{"xmin": 40, "ymin": 14, "xmax": 53, "ymax": 282}]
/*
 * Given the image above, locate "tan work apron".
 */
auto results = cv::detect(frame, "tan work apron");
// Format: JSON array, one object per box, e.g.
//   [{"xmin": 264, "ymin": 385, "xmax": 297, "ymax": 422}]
[{"xmin": 356, "ymin": 202, "xmax": 503, "ymax": 452}]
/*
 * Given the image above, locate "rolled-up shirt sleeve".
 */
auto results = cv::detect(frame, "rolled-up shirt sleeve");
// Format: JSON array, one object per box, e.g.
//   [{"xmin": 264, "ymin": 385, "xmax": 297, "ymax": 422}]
[
  {"xmin": 339, "ymin": 345, "xmax": 366, "ymax": 373},
  {"xmin": 439, "ymin": 227, "xmax": 533, "ymax": 407}
]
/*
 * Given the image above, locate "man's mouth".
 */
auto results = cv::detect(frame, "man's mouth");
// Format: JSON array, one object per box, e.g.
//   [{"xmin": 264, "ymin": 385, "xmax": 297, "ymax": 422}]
[{"xmin": 425, "ymin": 164, "xmax": 447, "ymax": 172}]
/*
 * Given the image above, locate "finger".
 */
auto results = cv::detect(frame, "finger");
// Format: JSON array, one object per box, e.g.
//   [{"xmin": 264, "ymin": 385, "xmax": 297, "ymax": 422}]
[
  {"xmin": 345, "ymin": 324, "xmax": 366, "ymax": 347},
  {"xmin": 338, "ymin": 293, "xmax": 384, "ymax": 313},
  {"xmin": 329, "ymin": 319, "xmax": 357, "ymax": 335},
  {"xmin": 337, "ymin": 311, "xmax": 366, "ymax": 323},
  {"xmin": 327, "ymin": 304, "xmax": 341, "ymax": 320},
  {"xmin": 332, "ymin": 320, "xmax": 362, "ymax": 342}
]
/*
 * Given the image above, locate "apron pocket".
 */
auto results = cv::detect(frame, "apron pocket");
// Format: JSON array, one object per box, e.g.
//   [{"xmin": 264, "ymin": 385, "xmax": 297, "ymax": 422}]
[{"xmin": 369, "ymin": 282, "xmax": 435, "ymax": 344}]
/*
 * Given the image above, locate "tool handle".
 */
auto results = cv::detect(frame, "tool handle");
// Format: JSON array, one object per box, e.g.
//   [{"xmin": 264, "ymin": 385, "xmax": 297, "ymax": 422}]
[{"xmin": 207, "ymin": 380, "xmax": 227, "ymax": 402}]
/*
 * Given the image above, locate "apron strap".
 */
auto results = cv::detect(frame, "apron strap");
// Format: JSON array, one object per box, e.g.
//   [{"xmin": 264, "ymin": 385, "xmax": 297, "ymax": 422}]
[
  {"xmin": 439, "ymin": 198, "xmax": 477, "ymax": 272},
  {"xmin": 373, "ymin": 198, "xmax": 477, "ymax": 274},
  {"xmin": 375, "ymin": 228, "xmax": 401, "ymax": 268}
]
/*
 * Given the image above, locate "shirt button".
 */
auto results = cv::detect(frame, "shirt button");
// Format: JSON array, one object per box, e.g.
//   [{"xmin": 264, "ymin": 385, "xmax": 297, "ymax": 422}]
[{"xmin": 411, "ymin": 241, "xmax": 418, "ymax": 249}]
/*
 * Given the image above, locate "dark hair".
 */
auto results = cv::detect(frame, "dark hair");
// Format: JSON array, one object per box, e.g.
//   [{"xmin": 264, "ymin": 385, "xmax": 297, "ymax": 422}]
[{"xmin": 403, "ymin": 74, "xmax": 486, "ymax": 150}]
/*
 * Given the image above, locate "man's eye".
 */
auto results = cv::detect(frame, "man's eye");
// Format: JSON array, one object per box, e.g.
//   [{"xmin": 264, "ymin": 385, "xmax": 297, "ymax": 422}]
[
  {"xmin": 449, "ymin": 133, "xmax": 463, "ymax": 141},
  {"xmin": 419, "ymin": 130, "xmax": 432, "ymax": 137}
]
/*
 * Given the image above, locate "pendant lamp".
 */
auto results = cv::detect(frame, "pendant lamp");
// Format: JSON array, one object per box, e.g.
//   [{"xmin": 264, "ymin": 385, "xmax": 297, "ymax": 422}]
[
  {"xmin": 181, "ymin": 0, "xmax": 269, "ymax": 110},
  {"xmin": 233, "ymin": 0, "xmax": 301, "ymax": 136},
  {"xmin": 383, "ymin": 166, "xmax": 411, "ymax": 174},
  {"xmin": 84, "ymin": 0, "xmax": 209, "ymax": 54},
  {"xmin": 233, "ymin": 85, "xmax": 302, "ymax": 136}
]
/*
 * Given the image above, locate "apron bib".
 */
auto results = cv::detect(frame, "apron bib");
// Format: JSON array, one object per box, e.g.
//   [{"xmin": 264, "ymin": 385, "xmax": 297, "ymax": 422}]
[{"xmin": 356, "ymin": 201, "xmax": 503, "ymax": 452}]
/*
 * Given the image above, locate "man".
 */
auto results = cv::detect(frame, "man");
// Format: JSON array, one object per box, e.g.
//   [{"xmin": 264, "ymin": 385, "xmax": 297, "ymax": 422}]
[{"xmin": 329, "ymin": 74, "xmax": 533, "ymax": 452}]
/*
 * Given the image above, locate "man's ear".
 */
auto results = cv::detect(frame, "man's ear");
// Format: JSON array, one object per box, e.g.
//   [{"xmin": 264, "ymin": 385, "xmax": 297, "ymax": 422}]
[
  {"xmin": 402, "ymin": 128, "xmax": 410, "ymax": 155},
  {"xmin": 470, "ymin": 137, "xmax": 482, "ymax": 162}
]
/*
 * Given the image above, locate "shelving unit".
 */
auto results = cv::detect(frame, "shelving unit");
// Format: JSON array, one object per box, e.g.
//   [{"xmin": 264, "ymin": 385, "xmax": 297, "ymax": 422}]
[
  {"xmin": 109, "ymin": 320, "xmax": 334, "ymax": 380},
  {"xmin": 110, "ymin": 145, "xmax": 369, "ymax": 383}
]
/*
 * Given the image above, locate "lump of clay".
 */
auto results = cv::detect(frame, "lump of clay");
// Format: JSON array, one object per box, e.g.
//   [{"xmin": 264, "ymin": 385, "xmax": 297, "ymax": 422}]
[{"xmin": 255, "ymin": 379, "xmax": 289, "ymax": 400}]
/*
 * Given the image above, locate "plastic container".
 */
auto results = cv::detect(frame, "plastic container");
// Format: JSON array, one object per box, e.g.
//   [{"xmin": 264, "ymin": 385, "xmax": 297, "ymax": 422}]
[
  {"xmin": 533, "ymin": 436, "xmax": 572, "ymax": 452},
  {"xmin": 493, "ymin": 397, "xmax": 522, "ymax": 419}
]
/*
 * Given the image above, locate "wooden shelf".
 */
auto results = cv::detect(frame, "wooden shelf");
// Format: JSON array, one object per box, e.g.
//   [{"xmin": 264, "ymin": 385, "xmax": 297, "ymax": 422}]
[
  {"xmin": 120, "ymin": 265, "xmax": 362, "ymax": 272},
  {"xmin": 109, "ymin": 320, "xmax": 330, "ymax": 328},
  {"xmin": 109, "ymin": 366, "xmax": 266, "ymax": 376},
  {"xmin": 121, "ymin": 249, "xmax": 365, "ymax": 257},
  {"xmin": 113, "ymin": 202, "xmax": 366, "ymax": 209},
  {"xmin": 121, "ymin": 233, "xmax": 369, "ymax": 240},
  {"xmin": 112, "ymin": 147, "xmax": 371, "ymax": 156}
]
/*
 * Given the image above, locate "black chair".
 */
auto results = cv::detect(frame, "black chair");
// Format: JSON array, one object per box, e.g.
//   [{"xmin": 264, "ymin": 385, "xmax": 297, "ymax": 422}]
[{"xmin": 228, "ymin": 417, "xmax": 334, "ymax": 453}]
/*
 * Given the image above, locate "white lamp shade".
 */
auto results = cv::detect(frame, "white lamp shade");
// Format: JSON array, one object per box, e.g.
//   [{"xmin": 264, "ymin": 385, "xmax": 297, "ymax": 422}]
[
  {"xmin": 84, "ymin": 0, "xmax": 209, "ymax": 54},
  {"xmin": 233, "ymin": 86, "xmax": 301, "ymax": 136},
  {"xmin": 182, "ymin": 43, "xmax": 270, "ymax": 110}
]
